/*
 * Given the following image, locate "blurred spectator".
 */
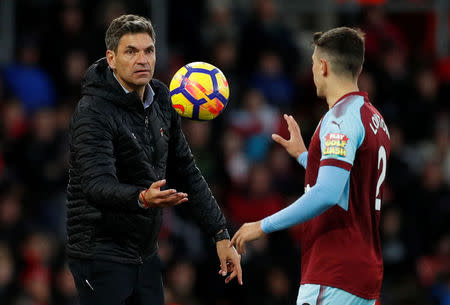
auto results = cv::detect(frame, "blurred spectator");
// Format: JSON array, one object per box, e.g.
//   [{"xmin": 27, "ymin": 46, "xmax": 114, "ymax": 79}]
[
  {"xmin": 362, "ymin": 6, "xmax": 408, "ymax": 64},
  {"xmin": 238, "ymin": 0, "xmax": 299, "ymax": 77},
  {"xmin": 1, "ymin": 99, "xmax": 28, "ymax": 174},
  {"xmin": 52, "ymin": 264, "xmax": 78, "ymax": 305},
  {"xmin": 1, "ymin": 38, "xmax": 57, "ymax": 113},
  {"xmin": 430, "ymin": 270, "xmax": 450, "ymax": 305},
  {"xmin": 0, "ymin": 243, "xmax": 15, "ymax": 305},
  {"xmin": 12, "ymin": 108, "xmax": 69, "ymax": 236},
  {"xmin": 58, "ymin": 50, "xmax": 89, "ymax": 100},
  {"xmin": 410, "ymin": 159, "xmax": 450, "ymax": 255},
  {"xmin": 209, "ymin": 37, "xmax": 241, "ymax": 102},
  {"xmin": 417, "ymin": 235, "xmax": 450, "ymax": 288},
  {"xmin": 381, "ymin": 206, "xmax": 410, "ymax": 272},
  {"xmin": 20, "ymin": 232, "xmax": 55, "ymax": 269},
  {"xmin": 222, "ymin": 129, "xmax": 249, "ymax": 186},
  {"xmin": 249, "ymin": 52, "xmax": 294, "ymax": 110},
  {"xmin": 89, "ymin": 1, "xmax": 128, "ymax": 59},
  {"xmin": 166, "ymin": 261, "xmax": 200, "ymax": 305},
  {"xmin": 182, "ymin": 121, "xmax": 217, "ymax": 182},
  {"xmin": 15, "ymin": 265, "xmax": 51, "ymax": 305},
  {"xmin": 0, "ymin": 98, "xmax": 28, "ymax": 143},
  {"xmin": 414, "ymin": 117, "xmax": 450, "ymax": 186},
  {"xmin": 358, "ymin": 71, "xmax": 377, "ymax": 103},
  {"xmin": 267, "ymin": 144, "xmax": 301, "ymax": 198},
  {"xmin": 375, "ymin": 44, "xmax": 411, "ymax": 122},
  {"xmin": 403, "ymin": 65, "xmax": 442, "ymax": 143},
  {"xmin": 41, "ymin": 3, "xmax": 89, "ymax": 82},
  {"xmin": 0, "ymin": 184, "xmax": 26, "ymax": 249},
  {"xmin": 201, "ymin": 0, "xmax": 238, "ymax": 50},
  {"xmin": 228, "ymin": 88, "xmax": 280, "ymax": 161},
  {"xmin": 227, "ymin": 163, "xmax": 283, "ymax": 226},
  {"xmin": 262, "ymin": 266, "xmax": 291, "ymax": 305}
]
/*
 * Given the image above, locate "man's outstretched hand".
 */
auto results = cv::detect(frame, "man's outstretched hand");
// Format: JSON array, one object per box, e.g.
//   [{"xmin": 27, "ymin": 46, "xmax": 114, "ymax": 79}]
[
  {"xmin": 139, "ymin": 179, "xmax": 188, "ymax": 208},
  {"xmin": 272, "ymin": 114, "xmax": 306, "ymax": 158}
]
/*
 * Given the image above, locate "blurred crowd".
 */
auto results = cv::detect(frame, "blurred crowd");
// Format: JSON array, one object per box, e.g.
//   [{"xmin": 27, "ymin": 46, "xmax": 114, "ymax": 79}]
[{"xmin": 0, "ymin": 0, "xmax": 449, "ymax": 305}]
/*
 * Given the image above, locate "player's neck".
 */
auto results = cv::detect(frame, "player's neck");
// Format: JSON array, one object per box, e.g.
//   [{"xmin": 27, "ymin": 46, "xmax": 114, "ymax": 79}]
[{"xmin": 325, "ymin": 81, "xmax": 359, "ymax": 109}]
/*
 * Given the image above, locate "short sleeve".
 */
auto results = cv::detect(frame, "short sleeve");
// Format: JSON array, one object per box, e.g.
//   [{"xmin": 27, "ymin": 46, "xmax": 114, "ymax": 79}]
[{"xmin": 319, "ymin": 103, "xmax": 365, "ymax": 170}]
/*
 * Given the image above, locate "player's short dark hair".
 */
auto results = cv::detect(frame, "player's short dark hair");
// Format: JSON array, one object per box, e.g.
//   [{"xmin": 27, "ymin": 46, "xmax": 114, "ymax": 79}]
[
  {"xmin": 105, "ymin": 14, "xmax": 156, "ymax": 52},
  {"xmin": 312, "ymin": 27, "xmax": 365, "ymax": 79}
]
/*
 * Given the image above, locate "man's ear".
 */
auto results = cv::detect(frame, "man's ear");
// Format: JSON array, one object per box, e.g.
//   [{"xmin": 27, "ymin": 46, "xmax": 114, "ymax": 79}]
[
  {"xmin": 106, "ymin": 50, "xmax": 116, "ymax": 70},
  {"xmin": 320, "ymin": 58, "xmax": 328, "ymax": 77}
]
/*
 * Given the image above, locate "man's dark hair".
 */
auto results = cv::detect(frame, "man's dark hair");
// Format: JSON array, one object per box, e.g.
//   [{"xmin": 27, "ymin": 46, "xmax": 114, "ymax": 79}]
[
  {"xmin": 312, "ymin": 27, "xmax": 365, "ymax": 78},
  {"xmin": 105, "ymin": 14, "xmax": 156, "ymax": 52}
]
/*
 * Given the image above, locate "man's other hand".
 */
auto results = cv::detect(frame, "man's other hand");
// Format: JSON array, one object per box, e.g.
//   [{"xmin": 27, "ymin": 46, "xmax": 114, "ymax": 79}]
[
  {"xmin": 139, "ymin": 179, "xmax": 188, "ymax": 208},
  {"xmin": 216, "ymin": 239, "xmax": 243, "ymax": 285}
]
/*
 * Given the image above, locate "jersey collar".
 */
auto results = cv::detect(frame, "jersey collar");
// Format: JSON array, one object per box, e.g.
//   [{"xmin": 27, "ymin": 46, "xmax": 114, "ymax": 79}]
[{"xmin": 331, "ymin": 91, "xmax": 368, "ymax": 109}]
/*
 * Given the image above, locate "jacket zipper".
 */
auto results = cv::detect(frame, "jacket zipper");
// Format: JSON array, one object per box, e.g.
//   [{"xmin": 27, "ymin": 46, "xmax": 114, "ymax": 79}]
[{"xmin": 141, "ymin": 109, "xmax": 154, "ymax": 263}]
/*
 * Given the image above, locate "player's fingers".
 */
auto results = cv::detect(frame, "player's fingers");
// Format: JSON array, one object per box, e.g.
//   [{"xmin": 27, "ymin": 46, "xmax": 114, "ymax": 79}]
[
  {"xmin": 287, "ymin": 115, "xmax": 301, "ymax": 139},
  {"xmin": 236, "ymin": 237, "xmax": 245, "ymax": 255},
  {"xmin": 230, "ymin": 232, "xmax": 238, "ymax": 247},
  {"xmin": 272, "ymin": 134, "xmax": 288, "ymax": 147},
  {"xmin": 289, "ymin": 115, "xmax": 301, "ymax": 134},
  {"xmin": 285, "ymin": 114, "xmax": 295, "ymax": 135}
]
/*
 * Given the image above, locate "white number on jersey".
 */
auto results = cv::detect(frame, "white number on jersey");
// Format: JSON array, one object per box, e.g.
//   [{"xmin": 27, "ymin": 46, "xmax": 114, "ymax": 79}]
[{"xmin": 375, "ymin": 146, "xmax": 387, "ymax": 211}]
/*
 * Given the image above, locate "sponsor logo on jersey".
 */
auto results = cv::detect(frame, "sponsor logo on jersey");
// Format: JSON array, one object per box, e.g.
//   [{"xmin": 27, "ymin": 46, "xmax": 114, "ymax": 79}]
[{"xmin": 324, "ymin": 133, "xmax": 348, "ymax": 157}]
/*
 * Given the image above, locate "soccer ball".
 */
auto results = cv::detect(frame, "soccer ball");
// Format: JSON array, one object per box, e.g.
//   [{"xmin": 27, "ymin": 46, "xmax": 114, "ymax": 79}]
[{"xmin": 169, "ymin": 62, "xmax": 229, "ymax": 120}]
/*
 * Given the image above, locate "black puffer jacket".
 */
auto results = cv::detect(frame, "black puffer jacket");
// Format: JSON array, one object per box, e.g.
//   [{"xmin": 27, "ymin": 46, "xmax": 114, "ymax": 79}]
[{"xmin": 66, "ymin": 58, "xmax": 227, "ymax": 264}]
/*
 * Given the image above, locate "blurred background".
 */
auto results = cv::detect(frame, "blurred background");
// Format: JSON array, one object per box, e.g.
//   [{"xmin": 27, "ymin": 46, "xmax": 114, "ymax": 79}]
[{"xmin": 0, "ymin": 0, "xmax": 449, "ymax": 304}]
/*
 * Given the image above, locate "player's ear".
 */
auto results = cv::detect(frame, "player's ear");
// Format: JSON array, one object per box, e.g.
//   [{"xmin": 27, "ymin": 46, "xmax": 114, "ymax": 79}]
[
  {"xmin": 320, "ymin": 58, "xmax": 328, "ymax": 76},
  {"xmin": 106, "ymin": 50, "xmax": 116, "ymax": 70}
]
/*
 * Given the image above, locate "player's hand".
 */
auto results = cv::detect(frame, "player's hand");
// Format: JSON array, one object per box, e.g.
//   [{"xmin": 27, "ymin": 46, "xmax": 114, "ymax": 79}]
[
  {"xmin": 272, "ymin": 114, "xmax": 306, "ymax": 159},
  {"xmin": 216, "ymin": 239, "xmax": 243, "ymax": 285},
  {"xmin": 139, "ymin": 179, "xmax": 188, "ymax": 208},
  {"xmin": 230, "ymin": 221, "xmax": 265, "ymax": 255}
]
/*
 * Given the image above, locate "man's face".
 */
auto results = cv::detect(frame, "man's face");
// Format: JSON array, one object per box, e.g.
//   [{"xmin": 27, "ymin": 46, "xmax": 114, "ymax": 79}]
[
  {"xmin": 312, "ymin": 47, "xmax": 325, "ymax": 98},
  {"xmin": 107, "ymin": 32, "xmax": 155, "ymax": 91}
]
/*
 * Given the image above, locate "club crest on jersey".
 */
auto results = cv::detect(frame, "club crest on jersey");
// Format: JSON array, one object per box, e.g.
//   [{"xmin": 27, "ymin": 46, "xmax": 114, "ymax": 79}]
[{"xmin": 324, "ymin": 133, "xmax": 348, "ymax": 157}]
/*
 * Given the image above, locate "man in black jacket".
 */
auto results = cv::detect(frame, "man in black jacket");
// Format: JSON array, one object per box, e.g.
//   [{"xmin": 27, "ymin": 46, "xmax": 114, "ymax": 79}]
[{"xmin": 66, "ymin": 14, "xmax": 242, "ymax": 305}]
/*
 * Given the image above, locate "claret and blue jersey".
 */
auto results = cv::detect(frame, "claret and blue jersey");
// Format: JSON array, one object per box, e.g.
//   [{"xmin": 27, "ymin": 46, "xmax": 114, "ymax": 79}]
[{"xmin": 262, "ymin": 91, "xmax": 391, "ymax": 300}]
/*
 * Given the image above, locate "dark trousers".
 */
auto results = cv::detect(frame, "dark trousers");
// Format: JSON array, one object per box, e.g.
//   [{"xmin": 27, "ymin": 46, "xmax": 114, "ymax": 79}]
[{"xmin": 68, "ymin": 254, "xmax": 164, "ymax": 305}]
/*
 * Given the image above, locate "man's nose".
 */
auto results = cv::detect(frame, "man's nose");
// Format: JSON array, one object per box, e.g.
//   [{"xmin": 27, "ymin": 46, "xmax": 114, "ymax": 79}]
[{"xmin": 136, "ymin": 51, "xmax": 147, "ymax": 64}]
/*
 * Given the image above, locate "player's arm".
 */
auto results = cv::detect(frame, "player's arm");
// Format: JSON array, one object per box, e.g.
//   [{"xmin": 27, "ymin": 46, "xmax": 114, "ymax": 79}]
[
  {"xmin": 272, "ymin": 114, "xmax": 307, "ymax": 168},
  {"xmin": 231, "ymin": 165, "xmax": 349, "ymax": 253},
  {"xmin": 232, "ymin": 107, "xmax": 364, "ymax": 254},
  {"xmin": 261, "ymin": 165, "xmax": 349, "ymax": 232}
]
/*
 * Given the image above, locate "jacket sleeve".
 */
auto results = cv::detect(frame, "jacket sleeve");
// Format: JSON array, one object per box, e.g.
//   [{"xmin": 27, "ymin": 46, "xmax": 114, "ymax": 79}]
[
  {"xmin": 167, "ymin": 111, "xmax": 228, "ymax": 238},
  {"xmin": 70, "ymin": 103, "xmax": 144, "ymax": 212}
]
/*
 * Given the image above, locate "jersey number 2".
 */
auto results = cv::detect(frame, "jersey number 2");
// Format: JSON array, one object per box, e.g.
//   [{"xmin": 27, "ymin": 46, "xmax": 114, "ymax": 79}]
[{"xmin": 375, "ymin": 146, "xmax": 387, "ymax": 211}]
